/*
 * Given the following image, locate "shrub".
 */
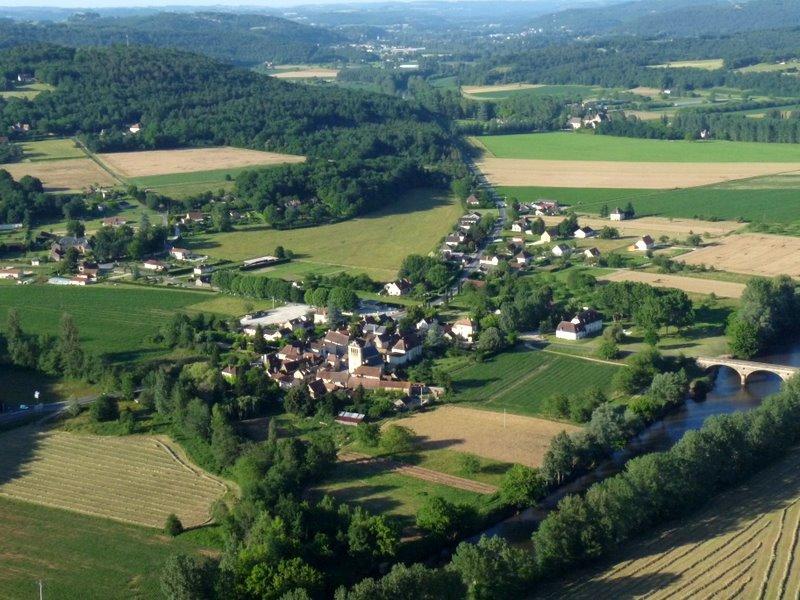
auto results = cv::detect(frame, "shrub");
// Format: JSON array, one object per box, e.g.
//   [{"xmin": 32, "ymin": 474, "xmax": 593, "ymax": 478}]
[
  {"xmin": 380, "ymin": 425, "xmax": 415, "ymax": 454},
  {"xmin": 164, "ymin": 513, "xmax": 184, "ymax": 537},
  {"xmin": 90, "ymin": 395, "xmax": 119, "ymax": 422}
]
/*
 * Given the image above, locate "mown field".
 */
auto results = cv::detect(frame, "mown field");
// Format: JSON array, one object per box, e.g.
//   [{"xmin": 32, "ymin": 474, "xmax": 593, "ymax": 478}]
[
  {"xmin": 541, "ymin": 444, "xmax": 800, "ymax": 599},
  {"xmin": 196, "ymin": 188, "xmax": 461, "ymax": 280},
  {"xmin": 0, "ymin": 285, "xmax": 276, "ymax": 361},
  {"xmin": 17, "ymin": 138, "xmax": 86, "ymax": 162},
  {"xmin": 498, "ymin": 180, "xmax": 800, "ymax": 223},
  {"xmin": 0, "ymin": 82, "xmax": 54, "ymax": 100},
  {"xmin": 127, "ymin": 167, "xmax": 246, "ymax": 198},
  {"xmin": 441, "ymin": 349, "xmax": 620, "ymax": 417},
  {"xmin": 463, "ymin": 84, "xmax": 602, "ymax": 100},
  {"xmin": 648, "ymin": 58, "xmax": 724, "ymax": 70},
  {"xmin": 476, "ymin": 132, "xmax": 800, "ymax": 162},
  {"xmin": 0, "ymin": 427, "xmax": 227, "ymax": 528},
  {"xmin": 0, "ymin": 495, "xmax": 220, "ymax": 600}
]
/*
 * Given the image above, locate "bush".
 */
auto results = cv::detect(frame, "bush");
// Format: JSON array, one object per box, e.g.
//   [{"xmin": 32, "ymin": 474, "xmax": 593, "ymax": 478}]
[
  {"xmin": 353, "ymin": 422, "xmax": 381, "ymax": 448},
  {"xmin": 458, "ymin": 453, "xmax": 481, "ymax": 475},
  {"xmin": 380, "ymin": 425, "xmax": 415, "ymax": 454},
  {"xmin": 90, "ymin": 395, "xmax": 119, "ymax": 422},
  {"xmin": 164, "ymin": 513, "xmax": 184, "ymax": 537}
]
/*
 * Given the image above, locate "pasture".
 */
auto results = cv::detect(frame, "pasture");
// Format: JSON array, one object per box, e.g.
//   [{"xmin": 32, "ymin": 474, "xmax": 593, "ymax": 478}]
[
  {"xmin": 17, "ymin": 138, "xmax": 86, "ymax": 162},
  {"xmin": 392, "ymin": 405, "xmax": 580, "ymax": 468},
  {"xmin": 0, "ymin": 496, "xmax": 220, "ymax": 600},
  {"xmin": 462, "ymin": 84, "xmax": 601, "ymax": 100},
  {"xmin": 0, "ymin": 427, "xmax": 228, "ymax": 528},
  {"xmin": 0, "ymin": 285, "xmax": 275, "ymax": 361},
  {"xmin": 441, "ymin": 349, "xmax": 620, "ymax": 418},
  {"xmin": 0, "ymin": 364, "xmax": 96, "ymax": 407},
  {"xmin": 197, "ymin": 188, "xmax": 461, "ymax": 280},
  {"xmin": 648, "ymin": 58, "xmax": 724, "ymax": 70},
  {"xmin": 679, "ymin": 233, "xmax": 800, "ymax": 277},
  {"xmin": 475, "ymin": 132, "xmax": 800, "ymax": 162},
  {"xmin": 0, "ymin": 82, "xmax": 54, "ymax": 99},
  {"xmin": 3, "ymin": 158, "xmax": 117, "ymax": 192},
  {"xmin": 542, "ymin": 445, "xmax": 800, "ymax": 600}
]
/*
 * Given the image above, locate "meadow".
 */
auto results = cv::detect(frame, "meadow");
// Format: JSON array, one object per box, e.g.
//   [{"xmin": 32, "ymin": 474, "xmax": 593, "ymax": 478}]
[
  {"xmin": 0, "ymin": 427, "xmax": 227, "ymax": 528},
  {"xmin": 475, "ymin": 132, "xmax": 800, "ymax": 162},
  {"xmin": 648, "ymin": 58, "xmax": 724, "ymax": 70},
  {"xmin": 0, "ymin": 495, "xmax": 221, "ymax": 599},
  {"xmin": 0, "ymin": 82, "xmax": 54, "ymax": 100},
  {"xmin": 0, "ymin": 364, "xmax": 96, "ymax": 407},
  {"xmin": 463, "ymin": 84, "xmax": 601, "ymax": 100},
  {"xmin": 440, "ymin": 349, "xmax": 620, "ymax": 417},
  {"xmin": 541, "ymin": 444, "xmax": 800, "ymax": 599},
  {"xmin": 18, "ymin": 138, "xmax": 86, "ymax": 162},
  {"xmin": 196, "ymin": 188, "xmax": 462, "ymax": 280},
  {"xmin": 0, "ymin": 285, "xmax": 276, "ymax": 361}
]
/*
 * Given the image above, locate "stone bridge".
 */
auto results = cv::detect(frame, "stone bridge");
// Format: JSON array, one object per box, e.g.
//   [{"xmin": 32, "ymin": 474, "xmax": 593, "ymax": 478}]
[{"xmin": 696, "ymin": 356, "xmax": 799, "ymax": 386}]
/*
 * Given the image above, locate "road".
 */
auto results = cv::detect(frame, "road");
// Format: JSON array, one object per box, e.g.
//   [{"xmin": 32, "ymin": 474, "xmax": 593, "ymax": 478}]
[{"xmin": 0, "ymin": 394, "xmax": 96, "ymax": 427}]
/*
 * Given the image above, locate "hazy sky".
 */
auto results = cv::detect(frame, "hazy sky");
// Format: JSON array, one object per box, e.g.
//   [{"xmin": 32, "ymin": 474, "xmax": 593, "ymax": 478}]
[{"xmin": 2, "ymin": 0, "xmax": 434, "ymax": 6}]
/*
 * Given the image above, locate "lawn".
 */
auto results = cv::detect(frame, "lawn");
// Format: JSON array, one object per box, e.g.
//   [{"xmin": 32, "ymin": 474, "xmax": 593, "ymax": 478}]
[
  {"xmin": 497, "ymin": 183, "xmax": 800, "ymax": 223},
  {"xmin": 0, "ymin": 495, "xmax": 221, "ymax": 600},
  {"xmin": 476, "ymin": 132, "xmax": 800, "ymax": 162},
  {"xmin": 0, "ymin": 82, "xmax": 54, "ymax": 100},
  {"xmin": 127, "ymin": 166, "xmax": 251, "ymax": 199},
  {"xmin": 18, "ymin": 138, "xmax": 86, "ymax": 162},
  {"xmin": 0, "ymin": 285, "xmax": 276, "ymax": 362},
  {"xmin": 0, "ymin": 364, "xmax": 96, "ymax": 408},
  {"xmin": 441, "ymin": 349, "xmax": 621, "ymax": 417},
  {"xmin": 195, "ymin": 188, "xmax": 461, "ymax": 280}
]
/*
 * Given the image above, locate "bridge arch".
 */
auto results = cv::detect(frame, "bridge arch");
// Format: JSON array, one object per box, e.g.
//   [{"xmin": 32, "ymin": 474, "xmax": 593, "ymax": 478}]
[{"xmin": 695, "ymin": 357, "xmax": 798, "ymax": 387}]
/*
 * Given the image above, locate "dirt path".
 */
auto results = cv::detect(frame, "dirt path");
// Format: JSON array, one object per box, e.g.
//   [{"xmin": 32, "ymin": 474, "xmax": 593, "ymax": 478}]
[{"xmin": 338, "ymin": 451, "xmax": 498, "ymax": 495}]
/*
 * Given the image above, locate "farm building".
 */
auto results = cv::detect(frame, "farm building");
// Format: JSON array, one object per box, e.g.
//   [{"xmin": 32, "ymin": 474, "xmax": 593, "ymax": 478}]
[
  {"xmin": 383, "ymin": 279, "xmax": 412, "ymax": 296},
  {"xmin": 610, "ymin": 207, "xmax": 628, "ymax": 221},
  {"xmin": 632, "ymin": 235, "xmax": 655, "ymax": 251},
  {"xmin": 574, "ymin": 226, "xmax": 595, "ymax": 239},
  {"xmin": 552, "ymin": 244, "xmax": 571, "ymax": 257},
  {"xmin": 451, "ymin": 318, "xmax": 476, "ymax": 343},
  {"xmin": 0, "ymin": 267, "xmax": 23, "ymax": 280},
  {"xmin": 335, "ymin": 412, "xmax": 365, "ymax": 426},
  {"xmin": 142, "ymin": 259, "xmax": 167, "ymax": 272},
  {"xmin": 541, "ymin": 228, "xmax": 560, "ymax": 243},
  {"xmin": 556, "ymin": 309, "xmax": 603, "ymax": 341},
  {"xmin": 584, "ymin": 247, "xmax": 601, "ymax": 260},
  {"xmin": 169, "ymin": 248, "xmax": 193, "ymax": 261}
]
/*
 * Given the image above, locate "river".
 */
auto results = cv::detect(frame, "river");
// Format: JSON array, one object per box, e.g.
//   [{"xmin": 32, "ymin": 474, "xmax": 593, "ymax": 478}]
[{"xmin": 478, "ymin": 346, "xmax": 797, "ymax": 543}]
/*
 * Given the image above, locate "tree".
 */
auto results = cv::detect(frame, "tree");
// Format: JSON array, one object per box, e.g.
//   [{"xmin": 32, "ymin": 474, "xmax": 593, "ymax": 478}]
[
  {"xmin": 541, "ymin": 431, "xmax": 576, "ymax": 486},
  {"xmin": 57, "ymin": 313, "xmax": 84, "ymax": 379},
  {"xmin": 63, "ymin": 246, "xmax": 80, "ymax": 274},
  {"xmin": 354, "ymin": 422, "xmax": 381, "ymax": 447},
  {"xmin": 164, "ymin": 513, "xmax": 183, "ymax": 536},
  {"xmin": 119, "ymin": 408, "xmax": 136, "ymax": 434},
  {"xmin": 90, "ymin": 395, "xmax": 119, "ymax": 422},
  {"xmin": 252, "ymin": 324, "xmax": 268, "ymax": 354},
  {"xmin": 274, "ymin": 245, "xmax": 286, "ymax": 259},
  {"xmin": 727, "ymin": 315, "xmax": 761, "ymax": 358},
  {"xmin": 449, "ymin": 536, "xmax": 536, "ymax": 600},
  {"xmin": 458, "ymin": 453, "xmax": 481, "ymax": 475},
  {"xmin": 500, "ymin": 464, "xmax": 546, "ymax": 509},
  {"xmin": 66, "ymin": 219, "xmax": 85, "ymax": 237},
  {"xmin": 476, "ymin": 327, "xmax": 503, "ymax": 355},
  {"xmin": 211, "ymin": 205, "xmax": 232, "ymax": 232},
  {"xmin": 160, "ymin": 554, "xmax": 215, "ymax": 600},
  {"xmin": 380, "ymin": 425, "xmax": 414, "ymax": 454},
  {"xmin": 596, "ymin": 337, "xmax": 619, "ymax": 360},
  {"xmin": 336, "ymin": 563, "xmax": 465, "ymax": 600},
  {"xmin": 599, "ymin": 226, "xmax": 619, "ymax": 239},
  {"xmin": 599, "ymin": 204, "xmax": 609, "ymax": 218},
  {"xmin": 416, "ymin": 496, "xmax": 465, "ymax": 540},
  {"xmin": 347, "ymin": 507, "xmax": 399, "ymax": 563},
  {"xmin": 211, "ymin": 405, "xmax": 239, "ymax": 470}
]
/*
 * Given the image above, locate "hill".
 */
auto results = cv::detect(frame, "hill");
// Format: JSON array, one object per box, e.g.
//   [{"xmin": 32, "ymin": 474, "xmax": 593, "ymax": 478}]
[{"xmin": 0, "ymin": 12, "xmax": 346, "ymax": 66}]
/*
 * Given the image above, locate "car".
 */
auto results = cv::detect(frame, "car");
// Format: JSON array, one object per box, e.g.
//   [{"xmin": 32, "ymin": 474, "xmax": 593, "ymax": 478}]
[{"xmin": 19, "ymin": 404, "xmax": 29, "ymax": 410}]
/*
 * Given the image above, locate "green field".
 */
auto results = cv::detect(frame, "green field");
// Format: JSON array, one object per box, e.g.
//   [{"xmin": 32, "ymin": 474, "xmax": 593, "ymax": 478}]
[
  {"xmin": 0, "ymin": 496, "xmax": 219, "ymax": 599},
  {"xmin": 0, "ymin": 285, "xmax": 276, "ymax": 362},
  {"xmin": 441, "ymin": 349, "xmax": 620, "ymax": 417},
  {"xmin": 196, "ymin": 188, "xmax": 461, "ymax": 280},
  {"xmin": 15, "ymin": 138, "xmax": 86, "ymax": 163},
  {"xmin": 648, "ymin": 59, "xmax": 724, "ymax": 70},
  {"xmin": 0, "ymin": 82, "xmax": 54, "ymax": 100},
  {"xmin": 468, "ymin": 84, "xmax": 602, "ymax": 100},
  {"xmin": 498, "ymin": 180, "xmax": 800, "ymax": 223},
  {"xmin": 0, "ymin": 364, "xmax": 96, "ymax": 406},
  {"xmin": 128, "ymin": 167, "xmax": 257, "ymax": 199},
  {"xmin": 476, "ymin": 132, "xmax": 800, "ymax": 162}
]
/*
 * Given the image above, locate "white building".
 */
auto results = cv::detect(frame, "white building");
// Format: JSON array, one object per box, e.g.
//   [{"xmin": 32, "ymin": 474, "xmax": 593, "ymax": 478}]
[{"xmin": 556, "ymin": 309, "xmax": 603, "ymax": 341}]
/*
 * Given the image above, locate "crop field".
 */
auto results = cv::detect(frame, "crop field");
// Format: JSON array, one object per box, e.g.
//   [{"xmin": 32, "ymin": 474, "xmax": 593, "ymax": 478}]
[
  {"xmin": 441, "ymin": 349, "xmax": 620, "ymax": 417},
  {"xmin": 538, "ymin": 213, "xmax": 740, "ymax": 238},
  {"xmin": 475, "ymin": 132, "xmax": 800, "ymax": 162},
  {"xmin": 462, "ymin": 84, "xmax": 601, "ymax": 100},
  {"xmin": 0, "ymin": 427, "xmax": 227, "ymax": 528},
  {"xmin": 679, "ymin": 233, "xmax": 800, "ymax": 277},
  {"xmin": 97, "ymin": 147, "xmax": 304, "ymax": 178},
  {"xmin": 736, "ymin": 60, "xmax": 800, "ymax": 73},
  {"xmin": 541, "ymin": 445, "xmax": 800, "ymax": 600},
  {"xmin": 392, "ymin": 405, "xmax": 580, "ymax": 468},
  {"xmin": 0, "ymin": 496, "xmax": 220, "ymax": 600},
  {"xmin": 272, "ymin": 68, "xmax": 339, "ymax": 79},
  {"xmin": 498, "ymin": 182, "xmax": 800, "ymax": 223},
  {"xmin": 648, "ymin": 58, "xmax": 724, "ymax": 70},
  {"xmin": 0, "ymin": 285, "xmax": 275, "ymax": 361},
  {"xmin": 3, "ymin": 158, "xmax": 117, "ymax": 192},
  {"xmin": 198, "ymin": 188, "xmax": 461, "ymax": 280},
  {"xmin": 600, "ymin": 269, "xmax": 746, "ymax": 299}
]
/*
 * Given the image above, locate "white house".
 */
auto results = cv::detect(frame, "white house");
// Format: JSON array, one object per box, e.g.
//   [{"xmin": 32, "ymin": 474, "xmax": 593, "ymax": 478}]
[
  {"xmin": 480, "ymin": 255, "xmax": 500, "ymax": 268},
  {"xmin": 142, "ymin": 259, "xmax": 167, "ymax": 272},
  {"xmin": 384, "ymin": 279, "xmax": 412, "ymax": 296},
  {"xmin": 556, "ymin": 309, "xmax": 603, "ymax": 341},
  {"xmin": 584, "ymin": 247, "xmax": 601, "ymax": 260},
  {"xmin": 128, "ymin": 123, "xmax": 142, "ymax": 134},
  {"xmin": 633, "ymin": 235, "xmax": 655, "ymax": 251},
  {"xmin": 574, "ymin": 226, "xmax": 595, "ymax": 239},
  {"xmin": 169, "ymin": 247, "xmax": 192, "ymax": 261},
  {"xmin": 552, "ymin": 244, "xmax": 571, "ymax": 257},
  {"xmin": 610, "ymin": 207, "xmax": 628, "ymax": 221},
  {"xmin": 540, "ymin": 228, "xmax": 559, "ymax": 243},
  {"xmin": 451, "ymin": 318, "xmax": 476, "ymax": 343},
  {"xmin": 193, "ymin": 265, "xmax": 213, "ymax": 276}
]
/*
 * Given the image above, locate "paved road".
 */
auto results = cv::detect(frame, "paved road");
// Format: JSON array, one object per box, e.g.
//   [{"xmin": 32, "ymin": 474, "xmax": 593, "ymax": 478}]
[{"xmin": 0, "ymin": 394, "xmax": 96, "ymax": 427}]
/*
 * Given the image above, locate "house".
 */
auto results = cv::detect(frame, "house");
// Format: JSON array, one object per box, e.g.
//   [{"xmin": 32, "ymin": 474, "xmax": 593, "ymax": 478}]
[
  {"xmin": 452, "ymin": 318, "xmax": 476, "ymax": 343},
  {"xmin": 101, "ymin": 216, "xmax": 128, "ymax": 228},
  {"xmin": 169, "ymin": 247, "xmax": 192, "ymax": 261},
  {"xmin": 384, "ymin": 279, "xmax": 412, "ymax": 297},
  {"xmin": 574, "ymin": 226, "xmax": 595, "ymax": 239},
  {"xmin": 386, "ymin": 334, "xmax": 423, "ymax": 366},
  {"xmin": 584, "ymin": 247, "xmax": 601, "ymax": 260},
  {"xmin": 221, "ymin": 365, "xmax": 239, "ymax": 381},
  {"xmin": 556, "ymin": 309, "xmax": 603, "ymax": 341},
  {"xmin": 0, "ymin": 267, "xmax": 22, "ymax": 280},
  {"xmin": 552, "ymin": 244, "xmax": 571, "ymax": 257},
  {"xmin": 540, "ymin": 228, "xmax": 559, "ymax": 244},
  {"xmin": 324, "ymin": 330, "xmax": 351, "ymax": 357},
  {"xmin": 479, "ymin": 255, "xmax": 500, "ymax": 268},
  {"xmin": 50, "ymin": 236, "xmax": 91, "ymax": 261},
  {"xmin": 568, "ymin": 116, "xmax": 584, "ymax": 130},
  {"xmin": 513, "ymin": 251, "xmax": 532, "ymax": 266},
  {"xmin": 445, "ymin": 233, "xmax": 466, "ymax": 247},
  {"xmin": 193, "ymin": 265, "xmax": 213, "ymax": 276},
  {"xmin": 78, "ymin": 262, "xmax": 99, "ymax": 278},
  {"xmin": 180, "ymin": 212, "xmax": 205, "ymax": 225},
  {"xmin": 610, "ymin": 207, "xmax": 628, "ymax": 221},
  {"xmin": 633, "ymin": 235, "xmax": 654, "ymax": 251},
  {"xmin": 466, "ymin": 194, "xmax": 481, "ymax": 207},
  {"xmin": 461, "ymin": 212, "xmax": 482, "ymax": 224},
  {"xmin": 31, "ymin": 259, "xmax": 40, "ymax": 267},
  {"xmin": 128, "ymin": 123, "xmax": 142, "ymax": 134},
  {"xmin": 307, "ymin": 379, "xmax": 328, "ymax": 400},
  {"xmin": 533, "ymin": 201, "xmax": 561, "ymax": 216},
  {"xmin": 142, "ymin": 259, "xmax": 167, "ymax": 272}
]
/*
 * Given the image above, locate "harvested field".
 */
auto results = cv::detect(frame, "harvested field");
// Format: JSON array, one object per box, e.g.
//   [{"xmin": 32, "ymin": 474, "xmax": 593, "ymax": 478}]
[
  {"xmin": 628, "ymin": 86, "xmax": 665, "ymax": 97},
  {"xmin": 649, "ymin": 58, "xmax": 724, "ymax": 70},
  {"xmin": 392, "ymin": 405, "xmax": 579, "ymax": 468},
  {"xmin": 541, "ymin": 215, "xmax": 741, "ymax": 238},
  {"xmin": 0, "ymin": 428, "xmax": 228, "ymax": 528},
  {"xmin": 476, "ymin": 157, "xmax": 800, "ymax": 188},
  {"xmin": 679, "ymin": 233, "xmax": 800, "ymax": 277},
  {"xmin": 461, "ymin": 83, "xmax": 542, "ymax": 95},
  {"xmin": 96, "ymin": 147, "xmax": 304, "ymax": 178},
  {"xmin": 600, "ymin": 269, "xmax": 745, "ymax": 299},
  {"xmin": 540, "ymin": 445, "xmax": 800, "ymax": 600},
  {"xmin": 272, "ymin": 68, "xmax": 339, "ymax": 79},
  {"xmin": 3, "ymin": 158, "xmax": 117, "ymax": 192}
]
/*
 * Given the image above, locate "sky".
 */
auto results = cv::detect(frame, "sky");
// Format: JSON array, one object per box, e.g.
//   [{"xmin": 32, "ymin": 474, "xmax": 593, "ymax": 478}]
[{"xmin": 2, "ymin": 0, "xmax": 472, "ymax": 6}]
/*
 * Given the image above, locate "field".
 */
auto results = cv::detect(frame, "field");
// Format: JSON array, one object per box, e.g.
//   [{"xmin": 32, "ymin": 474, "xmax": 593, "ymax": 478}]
[
  {"xmin": 441, "ymin": 349, "xmax": 621, "ymax": 417},
  {"xmin": 268, "ymin": 64, "xmax": 339, "ymax": 79},
  {"xmin": 475, "ymin": 132, "xmax": 800, "ymax": 162},
  {"xmin": 0, "ymin": 427, "xmax": 227, "ymax": 528},
  {"xmin": 539, "ymin": 214, "xmax": 740, "ymax": 238},
  {"xmin": 736, "ymin": 60, "xmax": 800, "ymax": 73},
  {"xmin": 17, "ymin": 138, "xmax": 86, "ymax": 162},
  {"xmin": 96, "ymin": 147, "xmax": 304, "ymax": 178},
  {"xmin": 498, "ymin": 183, "xmax": 800, "ymax": 223},
  {"xmin": 0, "ymin": 82, "xmax": 54, "ymax": 99},
  {"xmin": 648, "ymin": 58, "xmax": 724, "ymax": 70},
  {"xmin": 679, "ymin": 233, "xmax": 800, "ymax": 277},
  {"xmin": 462, "ymin": 83, "xmax": 602, "ymax": 100},
  {"xmin": 197, "ymin": 188, "xmax": 461, "ymax": 280},
  {"xmin": 543, "ymin": 445, "xmax": 800, "ymax": 600},
  {"xmin": 0, "ymin": 364, "xmax": 96, "ymax": 407},
  {"xmin": 600, "ymin": 269, "xmax": 745, "ymax": 299},
  {"xmin": 391, "ymin": 405, "xmax": 580, "ymax": 468},
  {"xmin": 3, "ymin": 158, "xmax": 117, "ymax": 192},
  {"xmin": 0, "ymin": 496, "xmax": 220, "ymax": 600},
  {"xmin": 0, "ymin": 285, "xmax": 278, "ymax": 361}
]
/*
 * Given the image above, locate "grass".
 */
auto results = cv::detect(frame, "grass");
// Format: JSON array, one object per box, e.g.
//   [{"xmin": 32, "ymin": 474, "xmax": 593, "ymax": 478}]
[
  {"xmin": 467, "ymin": 84, "xmax": 601, "ymax": 100},
  {"xmin": 476, "ymin": 132, "xmax": 800, "ymax": 162},
  {"xmin": 648, "ymin": 58, "xmax": 724, "ymax": 70},
  {"xmin": 0, "ymin": 364, "xmax": 96, "ymax": 407},
  {"xmin": 440, "ymin": 349, "xmax": 620, "ymax": 417},
  {"xmin": 128, "ymin": 167, "xmax": 257, "ymax": 199},
  {"xmin": 497, "ymin": 182, "xmax": 800, "ymax": 224},
  {"xmin": 195, "ymin": 188, "xmax": 462, "ymax": 280},
  {"xmin": 17, "ymin": 138, "xmax": 86, "ymax": 162},
  {"xmin": 0, "ymin": 285, "xmax": 276, "ymax": 362},
  {"xmin": 0, "ymin": 495, "xmax": 221, "ymax": 599},
  {"xmin": 0, "ymin": 82, "xmax": 54, "ymax": 100}
]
